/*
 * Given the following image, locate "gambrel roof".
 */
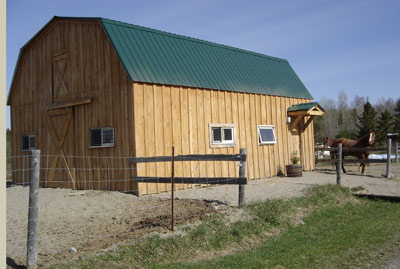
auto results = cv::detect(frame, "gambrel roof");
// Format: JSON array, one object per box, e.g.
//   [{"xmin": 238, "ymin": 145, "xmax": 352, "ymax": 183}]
[{"xmin": 8, "ymin": 16, "xmax": 313, "ymax": 104}]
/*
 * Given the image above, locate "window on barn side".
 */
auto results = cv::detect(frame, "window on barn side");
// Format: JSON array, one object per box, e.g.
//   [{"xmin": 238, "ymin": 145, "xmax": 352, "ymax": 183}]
[
  {"xmin": 21, "ymin": 135, "xmax": 36, "ymax": 151},
  {"xmin": 257, "ymin": 125, "xmax": 276, "ymax": 145},
  {"xmin": 90, "ymin": 128, "xmax": 115, "ymax": 148},
  {"xmin": 209, "ymin": 124, "xmax": 235, "ymax": 148}
]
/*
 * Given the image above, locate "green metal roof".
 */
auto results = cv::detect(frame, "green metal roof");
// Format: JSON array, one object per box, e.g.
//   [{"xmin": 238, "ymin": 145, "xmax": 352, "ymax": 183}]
[
  {"xmin": 99, "ymin": 18, "xmax": 313, "ymax": 99},
  {"xmin": 287, "ymin": 102, "xmax": 324, "ymax": 112},
  {"xmin": 8, "ymin": 17, "xmax": 314, "ymax": 105}
]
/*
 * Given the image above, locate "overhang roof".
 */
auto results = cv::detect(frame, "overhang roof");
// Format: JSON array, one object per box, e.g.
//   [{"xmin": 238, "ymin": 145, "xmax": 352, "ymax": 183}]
[
  {"xmin": 287, "ymin": 102, "xmax": 324, "ymax": 114},
  {"xmin": 287, "ymin": 102, "xmax": 324, "ymax": 132}
]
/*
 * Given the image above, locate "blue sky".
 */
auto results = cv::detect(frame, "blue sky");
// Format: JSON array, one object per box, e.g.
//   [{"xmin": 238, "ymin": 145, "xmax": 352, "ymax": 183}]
[{"xmin": 6, "ymin": 0, "xmax": 400, "ymax": 127}]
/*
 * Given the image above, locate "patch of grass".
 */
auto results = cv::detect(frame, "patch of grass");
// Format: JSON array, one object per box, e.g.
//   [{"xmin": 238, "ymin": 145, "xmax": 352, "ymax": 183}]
[
  {"xmin": 52, "ymin": 185, "xmax": 400, "ymax": 269},
  {"xmin": 351, "ymin": 185, "xmax": 366, "ymax": 192},
  {"xmin": 162, "ymin": 198, "xmax": 400, "ymax": 269}
]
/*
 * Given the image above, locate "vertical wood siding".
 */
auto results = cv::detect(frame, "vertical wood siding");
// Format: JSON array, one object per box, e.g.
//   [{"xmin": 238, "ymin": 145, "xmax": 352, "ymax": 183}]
[
  {"xmin": 133, "ymin": 82, "xmax": 315, "ymax": 195},
  {"xmin": 9, "ymin": 20, "xmax": 135, "ymax": 192}
]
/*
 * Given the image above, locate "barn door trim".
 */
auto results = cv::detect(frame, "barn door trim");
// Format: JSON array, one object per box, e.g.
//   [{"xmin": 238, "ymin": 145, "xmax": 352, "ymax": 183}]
[
  {"xmin": 52, "ymin": 52, "xmax": 70, "ymax": 103},
  {"xmin": 45, "ymin": 97, "xmax": 93, "ymax": 110},
  {"xmin": 47, "ymin": 108, "xmax": 76, "ymax": 188}
]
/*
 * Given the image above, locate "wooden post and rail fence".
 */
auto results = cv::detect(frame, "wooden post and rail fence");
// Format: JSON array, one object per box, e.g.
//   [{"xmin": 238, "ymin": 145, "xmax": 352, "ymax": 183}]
[
  {"xmin": 130, "ymin": 147, "xmax": 248, "ymax": 230},
  {"xmin": 315, "ymin": 140, "xmax": 398, "ymax": 183}
]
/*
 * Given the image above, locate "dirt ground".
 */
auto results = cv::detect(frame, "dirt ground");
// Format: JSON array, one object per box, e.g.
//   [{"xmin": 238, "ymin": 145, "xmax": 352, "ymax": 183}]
[{"xmin": 6, "ymin": 163, "xmax": 400, "ymax": 267}]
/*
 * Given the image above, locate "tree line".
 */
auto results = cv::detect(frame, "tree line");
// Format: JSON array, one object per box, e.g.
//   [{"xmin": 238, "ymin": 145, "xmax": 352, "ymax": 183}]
[{"xmin": 313, "ymin": 91, "xmax": 400, "ymax": 146}]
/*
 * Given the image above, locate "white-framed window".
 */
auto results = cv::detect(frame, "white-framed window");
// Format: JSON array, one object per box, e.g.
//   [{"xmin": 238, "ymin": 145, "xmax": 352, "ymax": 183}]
[
  {"xmin": 257, "ymin": 125, "xmax": 276, "ymax": 145},
  {"xmin": 21, "ymin": 135, "xmax": 36, "ymax": 151},
  {"xmin": 90, "ymin": 128, "xmax": 114, "ymax": 148},
  {"xmin": 209, "ymin": 124, "xmax": 235, "ymax": 148}
]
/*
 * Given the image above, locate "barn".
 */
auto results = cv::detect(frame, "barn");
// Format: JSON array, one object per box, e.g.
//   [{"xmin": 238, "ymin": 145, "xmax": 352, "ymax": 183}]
[{"xmin": 8, "ymin": 16, "xmax": 324, "ymax": 195}]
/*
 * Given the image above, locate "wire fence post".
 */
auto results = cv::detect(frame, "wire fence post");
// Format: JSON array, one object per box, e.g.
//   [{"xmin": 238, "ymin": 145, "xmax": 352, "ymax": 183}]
[
  {"xmin": 238, "ymin": 148, "xmax": 246, "ymax": 208},
  {"xmin": 386, "ymin": 138, "xmax": 393, "ymax": 179},
  {"xmin": 336, "ymin": 144, "xmax": 342, "ymax": 185},
  {"xmin": 27, "ymin": 150, "xmax": 40, "ymax": 269}
]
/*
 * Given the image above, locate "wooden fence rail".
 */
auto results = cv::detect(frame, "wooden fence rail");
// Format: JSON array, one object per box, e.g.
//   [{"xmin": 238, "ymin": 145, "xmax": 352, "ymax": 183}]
[
  {"xmin": 130, "ymin": 154, "xmax": 245, "ymax": 163},
  {"xmin": 130, "ymin": 148, "xmax": 247, "ymax": 204},
  {"xmin": 315, "ymin": 139, "xmax": 397, "ymax": 180},
  {"xmin": 316, "ymin": 147, "xmax": 387, "ymax": 153}
]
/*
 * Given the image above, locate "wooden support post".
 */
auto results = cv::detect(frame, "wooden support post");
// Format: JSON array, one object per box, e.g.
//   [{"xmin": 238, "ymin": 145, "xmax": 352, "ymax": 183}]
[
  {"xmin": 171, "ymin": 147, "xmax": 175, "ymax": 231},
  {"xmin": 386, "ymin": 138, "xmax": 393, "ymax": 179},
  {"xmin": 238, "ymin": 148, "xmax": 246, "ymax": 208},
  {"xmin": 336, "ymin": 144, "xmax": 342, "ymax": 185},
  {"xmin": 395, "ymin": 143, "xmax": 398, "ymax": 163},
  {"xmin": 27, "ymin": 150, "xmax": 40, "ymax": 269}
]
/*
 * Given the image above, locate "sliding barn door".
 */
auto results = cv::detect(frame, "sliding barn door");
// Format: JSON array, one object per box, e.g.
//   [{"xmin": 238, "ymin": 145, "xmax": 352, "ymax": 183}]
[{"xmin": 46, "ymin": 107, "xmax": 76, "ymax": 188}]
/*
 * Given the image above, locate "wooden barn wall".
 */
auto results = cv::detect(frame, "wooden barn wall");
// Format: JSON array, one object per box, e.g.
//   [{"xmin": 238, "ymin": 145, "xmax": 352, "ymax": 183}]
[
  {"xmin": 9, "ymin": 20, "xmax": 135, "ymax": 192},
  {"xmin": 133, "ymin": 82, "xmax": 315, "ymax": 195}
]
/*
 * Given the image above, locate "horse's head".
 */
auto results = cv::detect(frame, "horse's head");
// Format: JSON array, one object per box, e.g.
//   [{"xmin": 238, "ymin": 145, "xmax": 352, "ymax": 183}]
[
  {"xmin": 323, "ymin": 137, "xmax": 330, "ymax": 147},
  {"xmin": 368, "ymin": 130, "xmax": 376, "ymax": 145}
]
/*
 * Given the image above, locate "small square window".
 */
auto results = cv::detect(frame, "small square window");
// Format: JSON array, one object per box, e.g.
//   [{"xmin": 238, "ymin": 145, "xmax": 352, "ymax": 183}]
[
  {"xmin": 210, "ymin": 124, "xmax": 235, "ymax": 147},
  {"xmin": 258, "ymin": 125, "xmax": 276, "ymax": 145},
  {"xmin": 22, "ymin": 135, "xmax": 35, "ymax": 151},
  {"xmin": 90, "ymin": 128, "xmax": 114, "ymax": 148}
]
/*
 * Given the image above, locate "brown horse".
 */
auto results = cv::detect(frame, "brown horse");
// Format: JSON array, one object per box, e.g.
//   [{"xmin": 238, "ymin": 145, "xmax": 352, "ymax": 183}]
[{"xmin": 323, "ymin": 130, "xmax": 375, "ymax": 174}]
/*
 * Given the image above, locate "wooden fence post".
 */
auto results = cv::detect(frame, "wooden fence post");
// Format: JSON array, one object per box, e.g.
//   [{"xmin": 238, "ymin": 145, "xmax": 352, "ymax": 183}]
[
  {"xmin": 27, "ymin": 150, "xmax": 40, "ymax": 269},
  {"xmin": 238, "ymin": 148, "xmax": 246, "ymax": 208},
  {"xmin": 386, "ymin": 138, "xmax": 393, "ymax": 179},
  {"xmin": 336, "ymin": 144, "xmax": 342, "ymax": 185}
]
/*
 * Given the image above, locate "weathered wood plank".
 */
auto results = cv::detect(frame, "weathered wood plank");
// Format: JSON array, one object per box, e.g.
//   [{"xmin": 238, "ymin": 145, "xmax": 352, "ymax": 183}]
[
  {"xmin": 154, "ymin": 84, "xmax": 166, "ymax": 192},
  {"xmin": 203, "ymin": 90, "xmax": 214, "ymax": 178},
  {"xmin": 225, "ymin": 91, "xmax": 234, "ymax": 178},
  {"xmin": 162, "ymin": 85, "xmax": 173, "ymax": 191},
  {"xmin": 144, "ymin": 84, "xmax": 157, "ymax": 194},
  {"xmin": 249, "ymin": 94, "xmax": 259, "ymax": 179},
  {"xmin": 171, "ymin": 86, "xmax": 183, "ymax": 181},
  {"xmin": 196, "ymin": 89, "xmax": 207, "ymax": 181},
  {"xmin": 188, "ymin": 88, "xmax": 199, "ymax": 180},
  {"xmin": 180, "ymin": 87, "xmax": 190, "ymax": 189},
  {"xmin": 255, "ymin": 94, "xmax": 265, "ymax": 178},
  {"xmin": 218, "ymin": 91, "xmax": 229, "ymax": 177},
  {"xmin": 243, "ymin": 93, "xmax": 254, "ymax": 179}
]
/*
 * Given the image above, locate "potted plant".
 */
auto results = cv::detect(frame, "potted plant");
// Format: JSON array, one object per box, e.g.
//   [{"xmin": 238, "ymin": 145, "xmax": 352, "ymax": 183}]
[{"xmin": 286, "ymin": 151, "xmax": 303, "ymax": 177}]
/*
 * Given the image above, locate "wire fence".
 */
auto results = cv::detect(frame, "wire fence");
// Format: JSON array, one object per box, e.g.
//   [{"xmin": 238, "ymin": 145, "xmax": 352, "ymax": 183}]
[
  {"xmin": 6, "ymin": 150, "xmax": 247, "ymax": 267},
  {"xmin": 7, "ymin": 152, "xmax": 245, "ymax": 193},
  {"xmin": 7, "ymin": 154, "xmax": 140, "ymax": 194}
]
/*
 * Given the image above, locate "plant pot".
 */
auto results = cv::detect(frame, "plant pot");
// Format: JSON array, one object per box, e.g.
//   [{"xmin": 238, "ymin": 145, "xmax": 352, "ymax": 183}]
[{"xmin": 286, "ymin": 164, "xmax": 303, "ymax": 177}]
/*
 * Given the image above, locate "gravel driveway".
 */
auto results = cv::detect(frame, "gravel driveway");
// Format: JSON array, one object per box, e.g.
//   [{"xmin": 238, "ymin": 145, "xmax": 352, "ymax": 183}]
[{"xmin": 153, "ymin": 163, "xmax": 400, "ymax": 206}]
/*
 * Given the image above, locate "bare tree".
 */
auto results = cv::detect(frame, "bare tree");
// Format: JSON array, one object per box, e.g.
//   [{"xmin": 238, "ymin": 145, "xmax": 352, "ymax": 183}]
[
  {"xmin": 351, "ymin": 95, "xmax": 366, "ymax": 117},
  {"xmin": 375, "ymin": 97, "xmax": 396, "ymax": 116},
  {"xmin": 319, "ymin": 97, "xmax": 338, "ymax": 137}
]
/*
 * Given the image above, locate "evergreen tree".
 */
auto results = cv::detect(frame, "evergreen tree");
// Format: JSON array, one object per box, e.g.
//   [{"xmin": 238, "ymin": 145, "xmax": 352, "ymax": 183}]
[
  {"xmin": 376, "ymin": 110, "xmax": 394, "ymax": 146},
  {"xmin": 356, "ymin": 100, "xmax": 377, "ymax": 138},
  {"xmin": 338, "ymin": 110, "xmax": 344, "ymax": 129},
  {"xmin": 313, "ymin": 116, "xmax": 323, "ymax": 145},
  {"xmin": 394, "ymin": 98, "xmax": 400, "ymax": 133}
]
